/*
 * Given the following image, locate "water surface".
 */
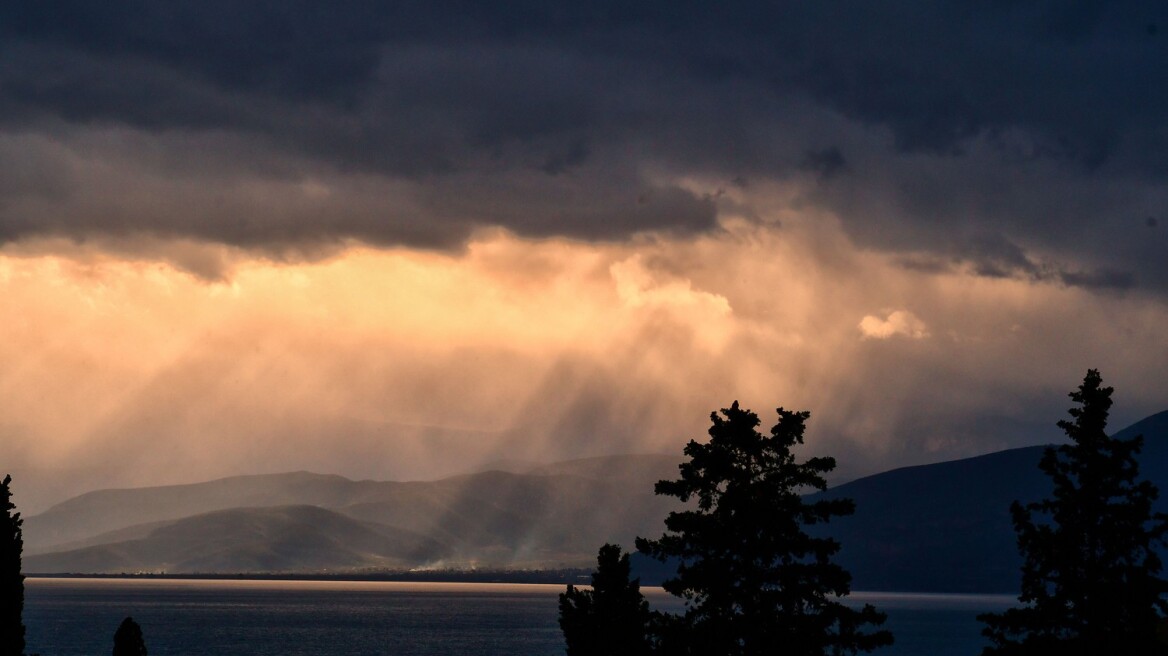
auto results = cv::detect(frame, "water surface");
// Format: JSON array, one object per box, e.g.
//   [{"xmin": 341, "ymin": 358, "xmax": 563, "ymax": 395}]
[{"xmin": 25, "ymin": 578, "xmax": 1014, "ymax": 655}]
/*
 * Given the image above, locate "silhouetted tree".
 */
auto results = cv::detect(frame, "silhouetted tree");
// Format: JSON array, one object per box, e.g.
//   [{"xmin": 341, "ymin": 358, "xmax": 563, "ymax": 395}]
[
  {"xmin": 979, "ymin": 370, "xmax": 1168, "ymax": 655},
  {"xmin": 1, "ymin": 474, "xmax": 25, "ymax": 656},
  {"xmin": 559, "ymin": 543, "xmax": 653, "ymax": 656},
  {"xmin": 636, "ymin": 402, "xmax": 892, "ymax": 656},
  {"xmin": 113, "ymin": 617, "xmax": 147, "ymax": 656}
]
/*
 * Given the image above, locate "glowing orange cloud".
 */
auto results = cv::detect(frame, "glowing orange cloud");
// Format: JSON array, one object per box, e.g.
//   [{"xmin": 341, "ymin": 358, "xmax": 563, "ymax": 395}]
[{"xmin": 2, "ymin": 217, "xmax": 1167, "ymax": 512}]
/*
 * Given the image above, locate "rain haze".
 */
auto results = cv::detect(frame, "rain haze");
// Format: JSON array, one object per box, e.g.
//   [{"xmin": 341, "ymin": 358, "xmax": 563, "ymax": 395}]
[{"xmin": 2, "ymin": 2, "xmax": 1168, "ymax": 513}]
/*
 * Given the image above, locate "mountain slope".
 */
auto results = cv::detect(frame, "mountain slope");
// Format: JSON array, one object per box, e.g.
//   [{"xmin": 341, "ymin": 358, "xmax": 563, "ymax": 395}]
[
  {"xmin": 337, "ymin": 467, "xmax": 679, "ymax": 566},
  {"xmin": 25, "ymin": 505, "xmax": 447, "ymax": 573},
  {"xmin": 22, "ymin": 471, "xmax": 382, "ymax": 552},
  {"xmin": 812, "ymin": 410, "xmax": 1168, "ymax": 592}
]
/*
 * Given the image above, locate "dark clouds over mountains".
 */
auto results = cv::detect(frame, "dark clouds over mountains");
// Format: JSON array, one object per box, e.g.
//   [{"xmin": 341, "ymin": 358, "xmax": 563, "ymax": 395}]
[{"xmin": 1, "ymin": 1, "xmax": 1166, "ymax": 288}]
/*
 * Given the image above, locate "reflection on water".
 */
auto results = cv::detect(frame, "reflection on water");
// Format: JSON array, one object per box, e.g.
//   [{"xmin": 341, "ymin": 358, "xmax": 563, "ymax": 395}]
[{"xmin": 25, "ymin": 578, "xmax": 1014, "ymax": 656}]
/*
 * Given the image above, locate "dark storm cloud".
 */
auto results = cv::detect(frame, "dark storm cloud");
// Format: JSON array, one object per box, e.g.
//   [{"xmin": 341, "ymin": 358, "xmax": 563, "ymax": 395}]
[
  {"xmin": 10, "ymin": 1, "xmax": 1163, "ymax": 160},
  {"xmin": 896, "ymin": 233, "xmax": 1138, "ymax": 291},
  {"xmin": 800, "ymin": 147, "xmax": 849, "ymax": 181},
  {"xmin": 2, "ymin": 1, "xmax": 1167, "ymax": 288}
]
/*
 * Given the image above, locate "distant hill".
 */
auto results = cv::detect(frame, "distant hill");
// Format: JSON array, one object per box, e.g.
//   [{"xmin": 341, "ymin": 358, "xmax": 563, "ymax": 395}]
[
  {"xmin": 22, "ymin": 471, "xmax": 379, "ymax": 552},
  {"xmin": 812, "ymin": 410, "xmax": 1168, "ymax": 592},
  {"xmin": 24, "ymin": 454, "xmax": 682, "ymax": 573},
  {"xmin": 26, "ymin": 505, "xmax": 446, "ymax": 573}
]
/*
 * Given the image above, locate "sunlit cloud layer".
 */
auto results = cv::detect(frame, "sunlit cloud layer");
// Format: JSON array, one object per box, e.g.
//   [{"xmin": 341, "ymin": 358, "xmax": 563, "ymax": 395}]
[
  {"xmin": 5, "ymin": 218, "xmax": 1167, "ymax": 512},
  {"xmin": 859, "ymin": 310, "xmax": 929, "ymax": 340}
]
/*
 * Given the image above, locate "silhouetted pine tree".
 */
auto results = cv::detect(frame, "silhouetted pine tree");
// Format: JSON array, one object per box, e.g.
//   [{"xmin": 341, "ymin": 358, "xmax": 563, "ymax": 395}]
[
  {"xmin": 636, "ymin": 402, "xmax": 892, "ymax": 656},
  {"xmin": 113, "ymin": 616, "xmax": 147, "ymax": 656},
  {"xmin": 1, "ymin": 474, "xmax": 25, "ymax": 656},
  {"xmin": 559, "ymin": 543, "xmax": 653, "ymax": 656},
  {"xmin": 979, "ymin": 370, "xmax": 1168, "ymax": 655}
]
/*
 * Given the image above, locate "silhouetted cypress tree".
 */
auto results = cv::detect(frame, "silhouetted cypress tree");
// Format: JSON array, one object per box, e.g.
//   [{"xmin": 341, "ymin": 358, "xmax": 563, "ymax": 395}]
[
  {"xmin": 559, "ymin": 543, "xmax": 652, "ymax": 656},
  {"xmin": 113, "ymin": 616, "xmax": 147, "ymax": 656},
  {"xmin": 1, "ymin": 474, "xmax": 25, "ymax": 656},
  {"xmin": 979, "ymin": 370, "xmax": 1168, "ymax": 655},
  {"xmin": 636, "ymin": 402, "xmax": 892, "ymax": 656}
]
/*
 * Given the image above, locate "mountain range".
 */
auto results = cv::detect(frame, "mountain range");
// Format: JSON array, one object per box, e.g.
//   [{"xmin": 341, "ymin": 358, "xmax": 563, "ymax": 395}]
[
  {"xmin": 23, "ymin": 411, "xmax": 1168, "ymax": 593},
  {"xmin": 24, "ymin": 455, "xmax": 682, "ymax": 573}
]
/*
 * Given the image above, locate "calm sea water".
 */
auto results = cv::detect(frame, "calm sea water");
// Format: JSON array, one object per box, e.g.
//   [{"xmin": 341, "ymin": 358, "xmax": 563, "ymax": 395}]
[{"xmin": 25, "ymin": 578, "xmax": 1014, "ymax": 656}]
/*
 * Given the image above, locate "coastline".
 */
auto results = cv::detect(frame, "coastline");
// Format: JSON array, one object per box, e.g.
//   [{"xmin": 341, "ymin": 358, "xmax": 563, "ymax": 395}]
[{"xmin": 26, "ymin": 568, "xmax": 595, "ymax": 585}]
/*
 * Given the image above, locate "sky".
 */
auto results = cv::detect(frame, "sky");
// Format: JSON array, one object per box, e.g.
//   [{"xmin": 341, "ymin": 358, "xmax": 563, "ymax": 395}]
[{"xmin": 3, "ymin": 2, "xmax": 1168, "ymax": 512}]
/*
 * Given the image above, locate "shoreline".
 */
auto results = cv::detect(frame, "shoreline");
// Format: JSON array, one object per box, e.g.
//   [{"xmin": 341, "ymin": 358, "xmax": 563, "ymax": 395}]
[
  {"xmin": 26, "ymin": 568, "xmax": 595, "ymax": 585},
  {"xmin": 26, "ymin": 573, "xmax": 1020, "ymax": 600}
]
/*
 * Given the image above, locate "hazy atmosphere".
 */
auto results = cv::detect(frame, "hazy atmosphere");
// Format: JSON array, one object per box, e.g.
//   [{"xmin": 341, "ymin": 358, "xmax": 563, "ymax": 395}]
[{"xmin": 3, "ymin": 2, "xmax": 1168, "ymax": 513}]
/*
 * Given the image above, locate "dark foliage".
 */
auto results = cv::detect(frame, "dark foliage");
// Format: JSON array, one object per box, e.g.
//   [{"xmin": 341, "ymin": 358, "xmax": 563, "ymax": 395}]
[
  {"xmin": 636, "ymin": 402, "xmax": 892, "ymax": 656},
  {"xmin": 1, "ymin": 474, "xmax": 24, "ymax": 656},
  {"xmin": 559, "ymin": 543, "xmax": 653, "ymax": 656},
  {"xmin": 979, "ymin": 370, "xmax": 1168, "ymax": 655},
  {"xmin": 113, "ymin": 616, "xmax": 147, "ymax": 656}
]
